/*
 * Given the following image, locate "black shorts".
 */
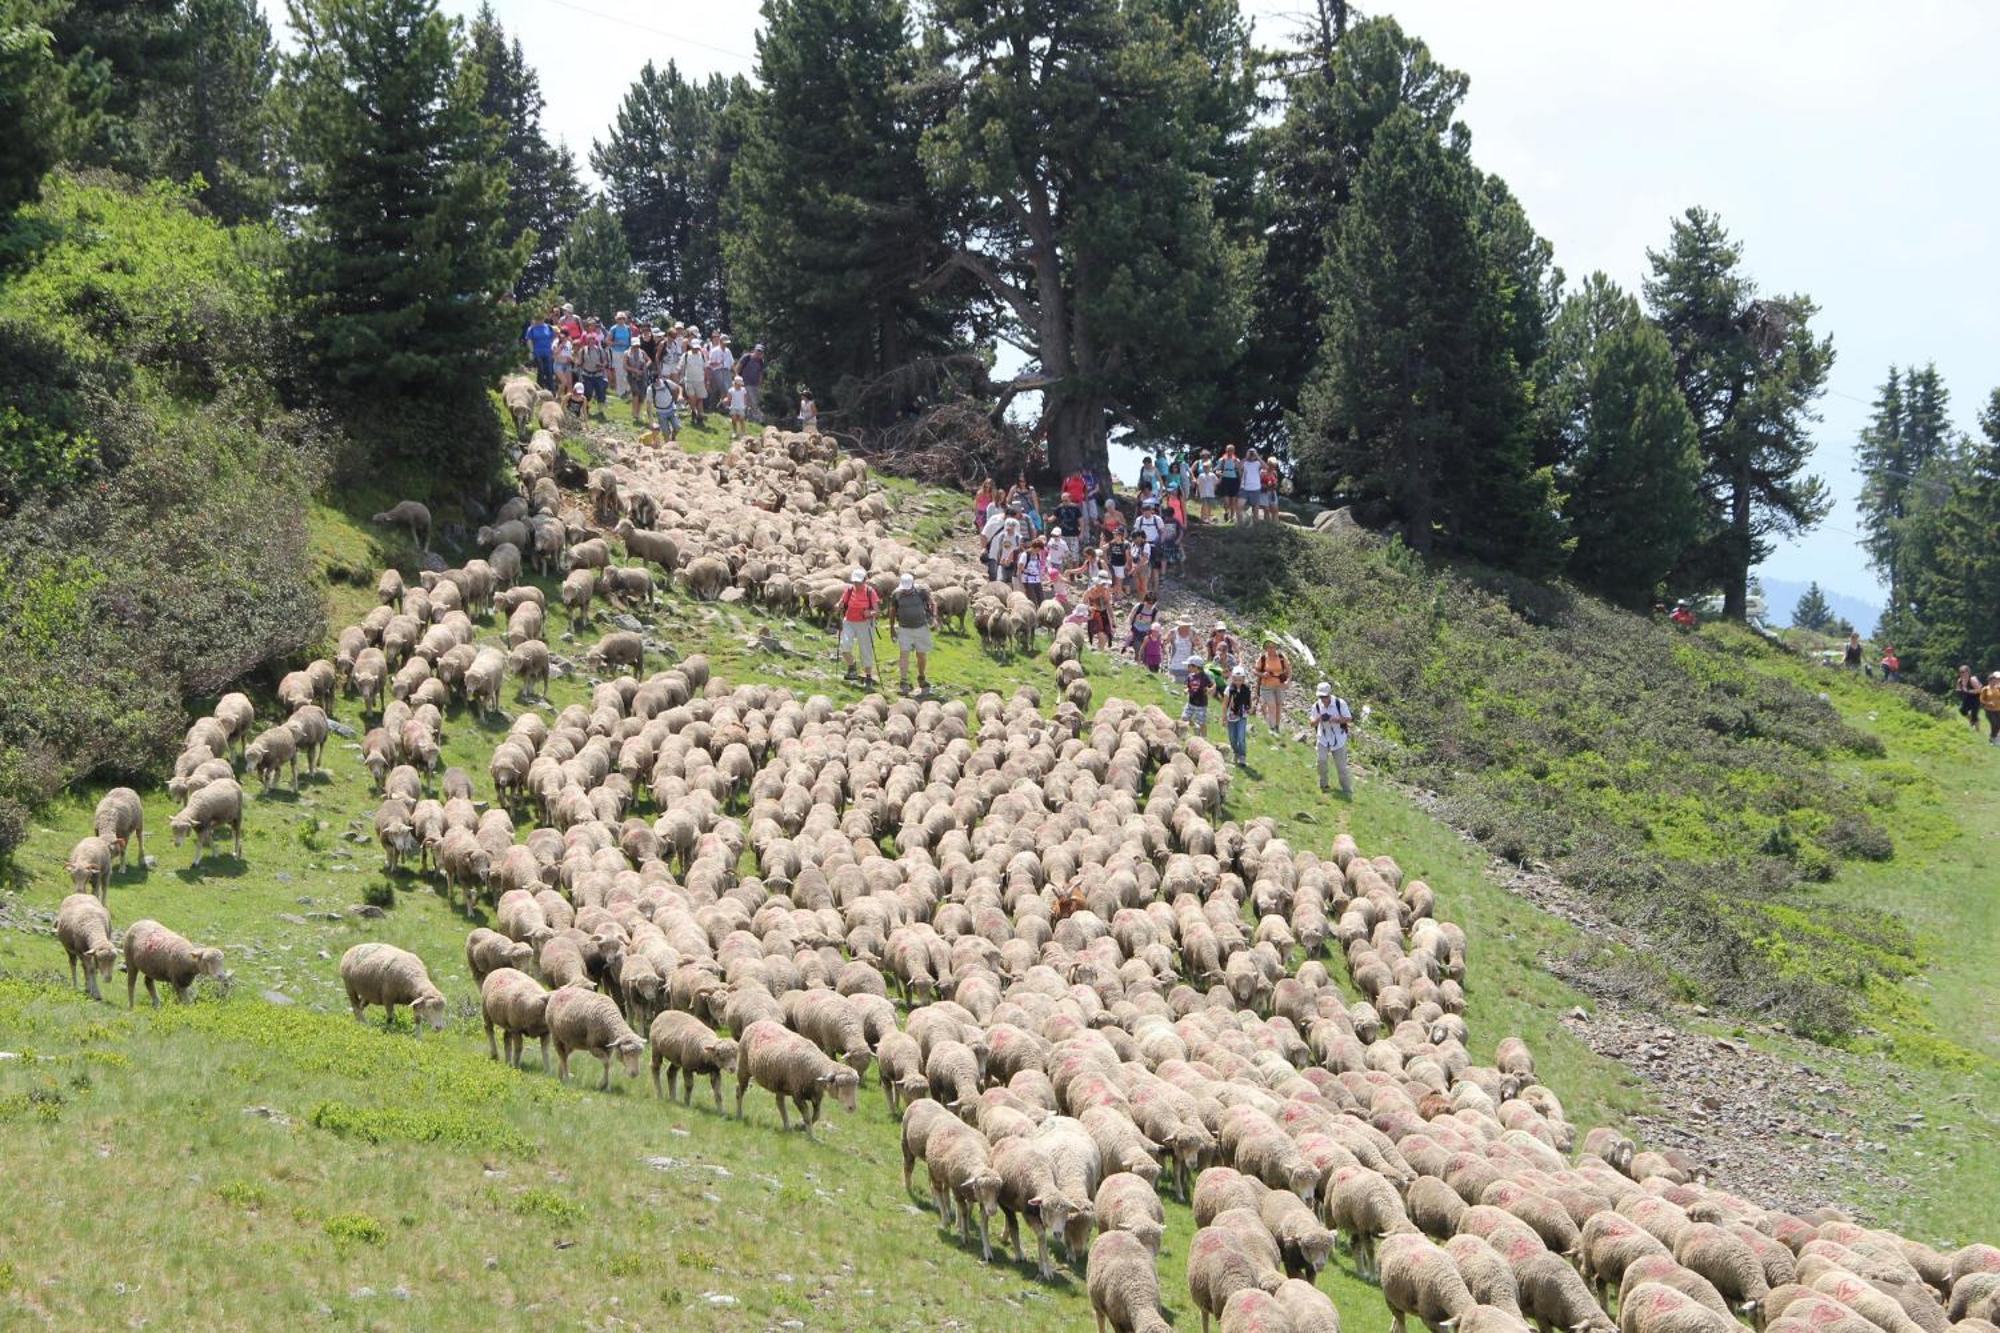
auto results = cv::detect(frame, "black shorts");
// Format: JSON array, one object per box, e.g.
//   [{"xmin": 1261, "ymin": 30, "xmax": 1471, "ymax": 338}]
[
  {"xmin": 1960, "ymin": 691, "xmax": 1982, "ymax": 718},
  {"xmin": 1218, "ymin": 477, "xmax": 1240, "ymax": 498}
]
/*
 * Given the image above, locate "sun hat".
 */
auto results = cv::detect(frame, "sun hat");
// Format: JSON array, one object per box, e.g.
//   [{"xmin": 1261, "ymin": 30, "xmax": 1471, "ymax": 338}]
[
  {"xmin": 849, "ymin": 567, "xmax": 866, "ymax": 583},
  {"xmin": 1189, "ymin": 655, "xmax": 1204, "ymax": 668},
  {"xmin": 1316, "ymin": 682, "xmax": 1332, "ymax": 697},
  {"xmin": 898, "ymin": 573, "xmax": 915, "ymax": 590}
]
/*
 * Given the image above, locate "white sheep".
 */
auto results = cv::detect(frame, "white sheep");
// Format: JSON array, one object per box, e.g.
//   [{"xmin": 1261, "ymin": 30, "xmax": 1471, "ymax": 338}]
[
  {"xmin": 64, "ymin": 835, "xmax": 113, "ymax": 901},
  {"xmin": 733, "ymin": 1018, "xmax": 860, "ymax": 1130},
  {"xmin": 168, "ymin": 778, "xmax": 243, "ymax": 866},
  {"xmin": 547, "ymin": 985, "xmax": 646, "ymax": 1090},
  {"xmin": 56, "ymin": 893, "xmax": 117, "ymax": 1000},
  {"xmin": 372, "ymin": 500, "xmax": 432, "ymax": 551},
  {"xmin": 648, "ymin": 1010, "xmax": 740, "ymax": 1110},
  {"xmin": 480, "ymin": 966, "xmax": 552, "ymax": 1069},
  {"xmin": 244, "ymin": 723, "xmax": 299, "ymax": 792},
  {"xmin": 124, "ymin": 919, "xmax": 225, "ymax": 1007},
  {"xmin": 92, "ymin": 787, "xmax": 144, "ymax": 870},
  {"xmin": 465, "ymin": 926, "xmax": 533, "ymax": 982},
  {"xmin": 339, "ymin": 942, "xmax": 447, "ymax": 1033}
]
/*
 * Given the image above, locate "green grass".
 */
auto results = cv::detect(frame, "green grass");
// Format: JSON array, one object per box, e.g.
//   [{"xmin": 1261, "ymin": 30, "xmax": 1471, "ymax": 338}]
[{"xmin": 6, "ymin": 451, "xmax": 1995, "ymax": 1323}]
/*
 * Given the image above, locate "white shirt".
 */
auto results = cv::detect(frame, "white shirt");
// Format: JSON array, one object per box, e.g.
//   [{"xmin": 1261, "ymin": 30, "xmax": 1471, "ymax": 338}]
[
  {"xmin": 1165, "ymin": 633, "xmax": 1196, "ymax": 672},
  {"xmin": 1241, "ymin": 458, "xmax": 1263, "ymax": 493},
  {"xmin": 1310, "ymin": 697, "xmax": 1353, "ymax": 751}
]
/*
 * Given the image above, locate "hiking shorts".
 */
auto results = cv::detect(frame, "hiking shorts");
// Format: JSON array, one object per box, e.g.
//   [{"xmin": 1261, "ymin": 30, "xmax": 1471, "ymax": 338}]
[
  {"xmin": 839, "ymin": 621, "xmax": 875, "ymax": 665},
  {"xmin": 895, "ymin": 626, "xmax": 932, "ymax": 654},
  {"xmin": 1259, "ymin": 684, "xmax": 1284, "ymax": 705},
  {"xmin": 1218, "ymin": 477, "xmax": 1240, "ymax": 499},
  {"xmin": 1182, "ymin": 703, "xmax": 1207, "ymax": 726}
]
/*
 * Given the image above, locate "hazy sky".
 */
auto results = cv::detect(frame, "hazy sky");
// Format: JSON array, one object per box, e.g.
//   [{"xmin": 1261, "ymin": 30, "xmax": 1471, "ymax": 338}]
[{"xmin": 276, "ymin": 0, "xmax": 2000, "ymax": 601}]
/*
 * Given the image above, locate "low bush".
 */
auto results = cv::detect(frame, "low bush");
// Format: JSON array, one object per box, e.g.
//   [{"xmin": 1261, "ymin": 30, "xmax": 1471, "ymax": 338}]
[{"xmin": 1207, "ymin": 521, "xmax": 1937, "ymax": 1035}]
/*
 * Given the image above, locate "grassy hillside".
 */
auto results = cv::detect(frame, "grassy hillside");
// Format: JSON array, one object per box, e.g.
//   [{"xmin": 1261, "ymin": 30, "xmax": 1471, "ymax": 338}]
[{"xmin": 4, "ymin": 433, "xmax": 1994, "ymax": 1323}]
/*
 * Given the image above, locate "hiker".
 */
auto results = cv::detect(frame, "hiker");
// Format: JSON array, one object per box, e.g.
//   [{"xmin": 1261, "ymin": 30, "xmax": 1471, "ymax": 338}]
[
  {"xmin": 1240, "ymin": 448, "xmax": 1264, "ymax": 523},
  {"xmin": 1878, "ymin": 645, "xmax": 1901, "ymax": 683},
  {"xmin": 1956, "ymin": 665, "xmax": 1983, "ymax": 729},
  {"xmin": 1182, "ymin": 655, "xmax": 1212, "ymax": 737},
  {"xmin": 1083, "ymin": 574, "xmax": 1114, "ymax": 650},
  {"xmin": 1843, "ymin": 630, "xmax": 1863, "ymax": 671},
  {"xmin": 1140, "ymin": 625, "xmax": 1163, "ymax": 672},
  {"xmin": 1308, "ymin": 681, "xmax": 1355, "ymax": 798},
  {"xmin": 565, "ymin": 379, "xmax": 588, "ymax": 424},
  {"xmin": 1127, "ymin": 528, "xmax": 1152, "ymax": 602},
  {"xmin": 1194, "ymin": 453, "xmax": 1217, "ymax": 522},
  {"xmin": 1253, "ymin": 637, "xmax": 1291, "ymax": 734},
  {"xmin": 1165, "ymin": 619, "xmax": 1197, "ymax": 683},
  {"xmin": 1044, "ymin": 527, "xmax": 1072, "ymax": 594},
  {"xmin": 974, "ymin": 478, "xmax": 996, "ymax": 533},
  {"xmin": 524, "ymin": 314, "xmax": 556, "ymax": 391},
  {"xmin": 680, "ymin": 333, "xmax": 707, "ymax": 427},
  {"xmin": 607, "ymin": 313, "xmax": 633, "ymax": 397},
  {"xmin": 988, "ymin": 516, "xmax": 1023, "ymax": 585},
  {"xmin": 706, "ymin": 330, "xmax": 734, "ymax": 406},
  {"xmin": 1019, "ymin": 535, "xmax": 1049, "ymax": 604},
  {"xmin": 738, "ymin": 343, "xmax": 766, "ymax": 422},
  {"xmin": 1103, "ymin": 528, "xmax": 1130, "ymax": 598},
  {"xmin": 1983, "ymin": 671, "xmax": 2000, "ymax": 743},
  {"xmin": 624, "ymin": 336, "xmax": 654, "ymax": 425},
  {"xmin": 890, "ymin": 573, "xmax": 937, "ymax": 694},
  {"xmin": 1081, "ymin": 467, "xmax": 1102, "ymax": 542},
  {"xmin": 728, "ymin": 375, "xmax": 749, "ymax": 438},
  {"xmin": 1206, "ymin": 621, "xmax": 1238, "ymax": 676},
  {"xmin": 1217, "ymin": 444, "xmax": 1242, "ymax": 522},
  {"xmin": 1223, "ymin": 665, "xmax": 1255, "ymax": 768},
  {"xmin": 553, "ymin": 329, "xmax": 575, "ymax": 395},
  {"xmin": 577, "ymin": 322, "xmax": 608, "ymax": 416},
  {"xmin": 1126, "ymin": 594, "xmax": 1159, "ymax": 658},
  {"xmin": 837, "ymin": 568, "xmax": 880, "ymax": 686},
  {"xmin": 797, "ymin": 387, "xmax": 817, "ymax": 433},
  {"xmin": 1669, "ymin": 600, "xmax": 1696, "ymax": 628},
  {"xmin": 648, "ymin": 373, "xmax": 682, "ymax": 444}
]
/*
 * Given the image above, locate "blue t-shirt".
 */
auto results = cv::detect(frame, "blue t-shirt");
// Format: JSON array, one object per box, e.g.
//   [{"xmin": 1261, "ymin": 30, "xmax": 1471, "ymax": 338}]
[
  {"xmin": 525, "ymin": 322, "xmax": 555, "ymax": 357},
  {"xmin": 608, "ymin": 323, "xmax": 632, "ymax": 353}
]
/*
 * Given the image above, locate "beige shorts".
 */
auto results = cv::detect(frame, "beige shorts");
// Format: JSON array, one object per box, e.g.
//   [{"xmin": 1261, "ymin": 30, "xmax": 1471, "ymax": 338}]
[
  {"xmin": 895, "ymin": 626, "xmax": 933, "ymax": 654},
  {"xmin": 838, "ymin": 621, "xmax": 875, "ymax": 665}
]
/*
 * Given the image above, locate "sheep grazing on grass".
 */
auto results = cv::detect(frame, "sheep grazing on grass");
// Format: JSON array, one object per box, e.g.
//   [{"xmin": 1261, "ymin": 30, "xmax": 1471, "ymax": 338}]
[
  {"xmin": 1220, "ymin": 1289, "xmax": 1291, "ymax": 1333},
  {"xmin": 1097, "ymin": 1170, "xmax": 1167, "ymax": 1258},
  {"xmin": 1260, "ymin": 1188, "xmax": 1335, "ymax": 1281},
  {"xmin": 1516, "ymin": 1250, "xmax": 1616, "ymax": 1333},
  {"xmin": 926, "ymin": 1115, "xmax": 1004, "ymax": 1263},
  {"xmin": 1273, "ymin": 1279, "xmax": 1342, "ymax": 1333},
  {"xmin": 991, "ymin": 1135, "xmax": 1082, "ymax": 1279},
  {"xmin": 1089, "ymin": 1228, "xmax": 1173, "ymax": 1332},
  {"xmin": 465, "ymin": 927, "xmax": 532, "ymax": 982},
  {"xmin": 480, "ymin": 967, "xmax": 552, "ymax": 1069},
  {"xmin": 1380, "ymin": 1232, "xmax": 1478, "ymax": 1333},
  {"xmin": 734, "ymin": 1018, "xmax": 860, "ymax": 1131},
  {"xmin": 57, "ymin": 893, "xmax": 117, "ymax": 1000},
  {"xmin": 339, "ymin": 942, "xmax": 446, "ymax": 1034},
  {"xmin": 1327, "ymin": 1165, "xmax": 1416, "ymax": 1280},
  {"xmin": 124, "ymin": 919, "xmax": 225, "ymax": 1007},
  {"xmin": 547, "ymin": 984, "xmax": 645, "ymax": 1090},
  {"xmin": 1618, "ymin": 1283, "xmax": 1741, "ymax": 1333},
  {"xmin": 1446, "ymin": 1234, "xmax": 1523, "ymax": 1316},
  {"xmin": 65, "ymin": 835, "xmax": 113, "ymax": 901},
  {"xmin": 648, "ymin": 1011, "xmax": 738, "ymax": 1110},
  {"xmin": 244, "ymin": 724, "xmax": 299, "ymax": 792},
  {"xmin": 169, "ymin": 778, "xmax": 243, "ymax": 867},
  {"xmin": 92, "ymin": 787, "xmax": 144, "ymax": 871},
  {"xmin": 372, "ymin": 500, "xmax": 432, "ymax": 551},
  {"xmin": 1188, "ymin": 1225, "xmax": 1288, "ymax": 1333}
]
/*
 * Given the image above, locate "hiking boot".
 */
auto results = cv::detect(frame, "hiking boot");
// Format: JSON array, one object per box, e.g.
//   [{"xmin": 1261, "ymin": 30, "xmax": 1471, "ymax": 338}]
[{"xmin": 917, "ymin": 677, "xmax": 929, "ymax": 693}]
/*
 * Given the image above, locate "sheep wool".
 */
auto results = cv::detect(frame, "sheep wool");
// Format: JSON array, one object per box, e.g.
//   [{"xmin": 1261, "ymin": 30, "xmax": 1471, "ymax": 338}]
[
  {"xmin": 56, "ymin": 893, "xmax": 117, "ymax": 1000},
  {"xmin": 339, "ymin": 942, "xmax": 447, "ymax": 1034},
  {"xmin": 124, "ymin": 919, "xmax": 225, "ymax": 1008}
]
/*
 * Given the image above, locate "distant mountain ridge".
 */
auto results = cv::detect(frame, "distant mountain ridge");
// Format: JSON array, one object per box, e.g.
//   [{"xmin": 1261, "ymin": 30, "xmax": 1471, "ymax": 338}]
[{"xmin": 1759, "ymin": 575, "xmax": 1882, "ymax": 635}]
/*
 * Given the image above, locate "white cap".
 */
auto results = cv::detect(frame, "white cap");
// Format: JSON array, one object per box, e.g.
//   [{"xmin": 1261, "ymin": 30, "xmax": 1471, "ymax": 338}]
[
  {"xmin": 1189, "ymin": 655, "xmax": 1204, "ymax": 667},
  {"xmin": 849, "ymin": 567, "xmax": 866, "ymax": 583},
  {"xmin": 898, "ymin": 573, "xmax": 915, "ymax": 590},
  {"xmin": 1232, "ymin": 665, "xmax": 1247, "ymax": 680},
  {"xmin": 1316, "ymin": 681, "xmax": 1332, "ymax": 697}
]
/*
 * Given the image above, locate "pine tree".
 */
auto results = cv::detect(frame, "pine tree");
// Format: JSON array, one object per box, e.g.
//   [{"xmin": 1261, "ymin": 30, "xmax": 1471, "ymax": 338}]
[
  {"xmin": 1791, "ymin": 582, "xmax": 1833, "ymax": 631},
  {"xmin": 1540, "ymin": 273, "xmax": 1702, "ymax": 605},
  {"xmin": 1856, "ymin": 364, "xmax": 1907, "ymax": 594},
  {"xmin": 0, "ymin": 2, "xmax": 69, "ymax": 215},
  {"xmin": 1901, "ymin": 389, "xmax": 2000, "ymax": 685},
  {"xmin": 151, "ymin": 0, "xmax": 277, "ymax": 224},
  {"xmin": 1643, "ymin": 208, "xmax": 1833, "ymax": 619},
  {"xmin": 920, "ymin": 0, "xmax": 1259, "ymax": 474},
  {"xmin": 282, "ymin": 0, "xmax": 525, "ymax": 468},
  {"xmin": 1293, "ymin": 106, "xmax": 1563, "ymax": 571},
  {"xmin": 467, "ymin": 3, "xmax": 582, "ymax": 295},
  {"xmin": 591, "ymin": 61, "xmax": 741, "ymax": 327},
  {"xmin": 44, "ymin": 0, "xmax": 191, "ymax": 179},
  {"xmin": 552, "ymin": 200, "xmax": 637, "ymax": 323},
  {"xmin": 1248, "ymin": 17, "xmax": 1468, "ymax": 461},
  {"xmin": 725, "ymin": 0, "xmax": 964, "ymax": 424}
]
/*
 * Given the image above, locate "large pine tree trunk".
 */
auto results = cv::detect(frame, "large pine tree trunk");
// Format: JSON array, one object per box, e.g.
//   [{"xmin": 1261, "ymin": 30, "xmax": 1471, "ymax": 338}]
[
  {"xmin": 1724, "ymin": 469, "xmax": 1752, "ymax": 619},
  {"xmin": 1044, "ymin": 393, "xmax": 1109, "ymax": 479}
]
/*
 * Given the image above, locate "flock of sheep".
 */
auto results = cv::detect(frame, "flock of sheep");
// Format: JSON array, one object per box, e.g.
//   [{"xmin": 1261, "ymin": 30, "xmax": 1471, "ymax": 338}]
[{"xmin": 46, "ymin": 376, "xmax": 1997, "ymax": 1333}]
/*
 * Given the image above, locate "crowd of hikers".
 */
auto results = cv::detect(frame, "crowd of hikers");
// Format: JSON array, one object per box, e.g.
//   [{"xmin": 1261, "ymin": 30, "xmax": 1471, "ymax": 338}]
[
  {"xmin": 970, "ymin": 450, "xmax": 1360, "ymax": 796},
  {"xmin": 521, "ymin": 304, "xmax": 813, "ymax": 445}
]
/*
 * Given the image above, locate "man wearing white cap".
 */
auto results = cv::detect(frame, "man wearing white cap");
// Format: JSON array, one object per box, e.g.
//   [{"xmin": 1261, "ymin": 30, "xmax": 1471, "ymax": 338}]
[
  {"xmin": 837, "ymin": 567, "xmax": 881, "ymax": 686},
  {"xmin": 890, "ymin": 572, "xmax": 937, "ymax": 694},
  {"xmin": 1308, "ymin": 681, "xmax": 1355, "ymax": 798}
]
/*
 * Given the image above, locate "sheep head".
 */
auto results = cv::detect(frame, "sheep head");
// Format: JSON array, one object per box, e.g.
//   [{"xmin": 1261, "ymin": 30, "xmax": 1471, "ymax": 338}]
[
  {"xmin": 819, "ymin": 1067, "xmax": 860, "ymax": 1114},
  {"xmin": 412, "ymin": 987, "xmax": 448, "ymax": 1032},
  {"xmin": 195, "ymin": 947, "xmax": 226, "ymax": 979},
  {"xmin": 613, "ymin": 1033, "xmax": 646, "ymax": 1078}
]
